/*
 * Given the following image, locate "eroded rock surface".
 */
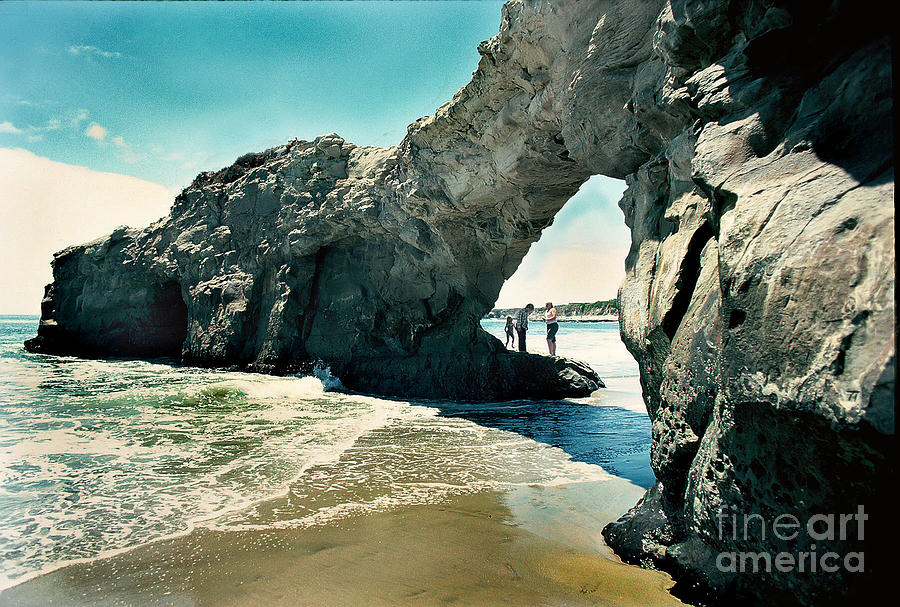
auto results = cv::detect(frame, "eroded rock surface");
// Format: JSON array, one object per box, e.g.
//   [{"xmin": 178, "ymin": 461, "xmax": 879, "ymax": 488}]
[
  {"xmin": 600, "ymin": 2, "xmax": 893, "ymax": 604},
  {"xmin": 26, "ymin": 0, "xmax": 892, "ymax": 602},
  {"xmin": 24, "ymin": 133, "xmax": 602, "ymax": 400}
]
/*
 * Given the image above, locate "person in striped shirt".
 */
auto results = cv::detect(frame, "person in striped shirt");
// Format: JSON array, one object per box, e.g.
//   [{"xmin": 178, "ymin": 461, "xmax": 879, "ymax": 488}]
[{"xmin": 515, "ymin": 303, "xmax": 534, "ymax": 352}]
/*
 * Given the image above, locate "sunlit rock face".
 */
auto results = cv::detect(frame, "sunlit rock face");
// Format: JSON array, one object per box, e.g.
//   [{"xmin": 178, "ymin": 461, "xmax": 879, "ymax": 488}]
[{"xmin": 26, "ymin": 0, "xmax": 892, "ymax": 601}]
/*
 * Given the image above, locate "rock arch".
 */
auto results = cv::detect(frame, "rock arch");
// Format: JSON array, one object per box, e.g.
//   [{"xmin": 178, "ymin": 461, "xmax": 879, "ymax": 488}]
[{"xmin": 26, "ymin": 0, "xmax": 892, "ymax": 602}]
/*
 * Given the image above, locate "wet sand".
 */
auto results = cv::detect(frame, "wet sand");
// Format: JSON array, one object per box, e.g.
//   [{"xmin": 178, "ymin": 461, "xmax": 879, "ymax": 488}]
[{"xmin": 3, "ymin": 484, "xmax": 682, "ymax": 607}]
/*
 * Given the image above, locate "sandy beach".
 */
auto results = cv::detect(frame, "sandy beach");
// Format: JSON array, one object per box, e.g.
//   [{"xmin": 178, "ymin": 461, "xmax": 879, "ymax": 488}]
[{"xmin": 2, "ymin": 484, "xmax": 683, "ymax": 607}]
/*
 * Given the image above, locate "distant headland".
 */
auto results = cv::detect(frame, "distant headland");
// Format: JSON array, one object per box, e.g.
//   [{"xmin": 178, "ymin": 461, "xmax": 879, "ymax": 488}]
[{"xmin": 485, "ymin": 300, "xmax": 618, "ymax": 322}]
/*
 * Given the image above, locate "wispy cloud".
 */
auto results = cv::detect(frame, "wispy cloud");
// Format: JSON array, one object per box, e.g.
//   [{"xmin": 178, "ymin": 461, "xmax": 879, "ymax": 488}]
[
  {"xmin": 66, "ymin": 45, "xmax": 123, "ymax": 59},
  {"xmin": 71, "ymin": 109, "xmax": 90, "ymax": 126},
  {"xmin": 1, "ymin": 95, "xmax": 57, "ymax": 108},
  {"xmin": 153, "ymin": 146, "xmax": 200, "ymax": 170},
  {"xmin": 1, "ymin": 117, "xmax": 64, "ymax": 140},
  {"xmin": 85, "ymin": 123, "xmax": 108, "ymax": 141},
  {"xmin": 109, "ymin": 135, "xmax": 147, "ymax": 164},
  {"xmin": 0, "ymin": 121, "xmax": 24, "ymax": 135},
  {"xmin": 9, "ymin": 104, "xmax": 188, "ymax": 170}
]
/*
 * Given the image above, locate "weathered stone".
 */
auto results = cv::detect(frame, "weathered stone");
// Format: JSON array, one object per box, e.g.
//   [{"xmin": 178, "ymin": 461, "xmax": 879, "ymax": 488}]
[
  {"xmin": 25, "ymin": 1, "xmax": 893, "ymax": 603},
  {"xmin": 24, "ymin": 126, "xmax": 603, "ymax": 399},
  {"xmin": 603, "ymin": 1, "xmax": 893, "ymax": 604}
]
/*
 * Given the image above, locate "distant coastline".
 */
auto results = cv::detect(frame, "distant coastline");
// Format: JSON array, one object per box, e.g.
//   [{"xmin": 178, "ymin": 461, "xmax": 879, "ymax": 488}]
[{"xmin": 485, "ymin": 300, "xmax": 619, "ymax": 323}]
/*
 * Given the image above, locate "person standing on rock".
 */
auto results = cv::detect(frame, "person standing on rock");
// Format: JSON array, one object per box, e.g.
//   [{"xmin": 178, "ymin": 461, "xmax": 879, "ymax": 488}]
[
  {"xmin": 504, "ymin": 316, "xmax": 516, "ymax": 348},
  {"xmin": 515, "ymin": 304, "xmax": 534, "ymax": 352},
  {"xmin": 544, "ymin": 301, "xmax": 558, "ymax": 356}
]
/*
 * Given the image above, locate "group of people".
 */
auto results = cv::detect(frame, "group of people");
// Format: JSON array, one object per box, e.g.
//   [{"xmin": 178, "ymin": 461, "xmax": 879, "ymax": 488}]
[{"xmin": 504, "ymin": 302, "xmax": 558, "ymax": 355}]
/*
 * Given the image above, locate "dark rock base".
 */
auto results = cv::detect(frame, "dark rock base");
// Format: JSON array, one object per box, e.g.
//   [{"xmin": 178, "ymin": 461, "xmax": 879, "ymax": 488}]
[{"xmin": 26, "ymin": 328, "xmax": 603, "ymax": 402}]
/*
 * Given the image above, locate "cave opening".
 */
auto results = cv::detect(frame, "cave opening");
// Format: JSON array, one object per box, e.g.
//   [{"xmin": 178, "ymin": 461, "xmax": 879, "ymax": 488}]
[
  {"xmin": 489, "ymin": 174, "xmax": 633, "ymax": 355},
  {"xmin": 494, "ymin": 175, "xmax": 629, "ymax": 321},
  {"xmin": 142, "ymin": 280, "xmax": 189, "ymax": 358}
]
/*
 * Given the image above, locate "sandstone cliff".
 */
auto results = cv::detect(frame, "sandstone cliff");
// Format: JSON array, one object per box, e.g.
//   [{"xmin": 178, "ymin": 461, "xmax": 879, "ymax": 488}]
[{"xmin": 26, "ymin": 0, "xmax": 892, "ymax": 603}]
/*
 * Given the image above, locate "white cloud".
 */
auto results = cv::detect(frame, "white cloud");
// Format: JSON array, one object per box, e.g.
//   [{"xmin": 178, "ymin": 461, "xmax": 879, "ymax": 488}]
[
  {"xmin": 106, "ymin": 135, "xmax": 147, "ymax": 164},
  {"xmin": 14, "ymin": 109, "xmax": 147, "ymax": 165},
  {"xmin": 0, "ymin": 148, "xmax": 174, "ymax": 313},
  {"xmin": 118, "ymin": 147, "xmax": 146, "ymax": 165},
  {"xmin": 66, "ymin": 45, "xmax": 123, "ymax": 59},
  {"xmin": 85, "ymin": 122, "xmax": 107, "ymax": 141},
  {"xmin": 0, "ymin": 121, "xmax": 23, "ymax": 135},
  {"xmin": 0, "ymin": 95, "xmax": 54, "ymax": 108},
  {"xmin": 2, "ymin": 116, "xmax": 64, "ymax": 140}
]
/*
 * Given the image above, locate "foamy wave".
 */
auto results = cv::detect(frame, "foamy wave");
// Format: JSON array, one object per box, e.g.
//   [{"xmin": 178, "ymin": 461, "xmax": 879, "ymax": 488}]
[
  {"xmin": 1, "ymin": 319, "xmax": 645, "ymax": 592},
  {"xmin": 0, "ymin": 358, "xmax": 407, "ymax": 591},
  {"xmin": 204, "ymin": 404, "xmax": 614, "ymax": 535},
  {"xmin": 220, "ymin": 375, "xmax": 327, "ymax": 400},
  {"xmin": 283, "ymin": 361, "xmax": 345, "ymax": 392},
  {"xmin": 208, "ymin": 482, "xmax": 485, "ymax": 532}
]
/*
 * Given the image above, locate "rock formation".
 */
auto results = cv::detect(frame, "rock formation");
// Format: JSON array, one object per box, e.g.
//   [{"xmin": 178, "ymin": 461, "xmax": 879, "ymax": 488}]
[
  {"xmin": 26, "ymin": 0, "xmax": 892, "ymax": 603},
  {"xmin": 24, "ymin": 133, "xmax": 603, "ymax": 400}
]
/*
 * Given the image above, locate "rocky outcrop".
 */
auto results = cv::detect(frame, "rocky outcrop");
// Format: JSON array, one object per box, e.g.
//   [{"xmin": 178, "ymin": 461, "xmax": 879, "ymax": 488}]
[
  {"xmin": 24, "ymin": 134, "xmax": 603, "ymax": 401},
  {"xmin": 599, "ymin": 2, "xmax": 893, "ymax": 604},
  {"xmin": 26, "ymin": 0, "xmax": 892, "ymax": 602}
]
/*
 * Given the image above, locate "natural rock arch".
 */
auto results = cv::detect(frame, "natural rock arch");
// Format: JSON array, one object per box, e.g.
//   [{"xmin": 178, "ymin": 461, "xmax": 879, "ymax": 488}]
[{"xmin": 26, "ymin": 0, "xmax": 892, "ymax": 603}]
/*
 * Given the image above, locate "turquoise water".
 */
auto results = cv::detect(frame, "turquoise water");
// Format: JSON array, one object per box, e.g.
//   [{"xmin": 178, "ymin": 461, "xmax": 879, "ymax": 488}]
[{"xmin": 0, "ymin": 315, "xmax": 650, "ymax": 590}]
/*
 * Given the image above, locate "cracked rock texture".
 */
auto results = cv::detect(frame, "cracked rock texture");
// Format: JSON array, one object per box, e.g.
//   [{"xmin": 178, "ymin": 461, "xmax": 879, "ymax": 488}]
[
  {"xmin": 26, "ymin": 0, "xmax": 892, "ymax": 602},
  {"xmin": 24, "ymin": 133, "xmax": 602, "ymax": 401}
]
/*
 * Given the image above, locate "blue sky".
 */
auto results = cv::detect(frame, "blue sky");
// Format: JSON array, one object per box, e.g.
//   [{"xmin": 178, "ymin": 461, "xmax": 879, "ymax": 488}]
[
  {"xmin": 1, "ymin": 1, "xmax": 506, "ymax": 189},
  {"xmin": 0, "ymin": 1, "xmax": 628, "ymax": 313}
]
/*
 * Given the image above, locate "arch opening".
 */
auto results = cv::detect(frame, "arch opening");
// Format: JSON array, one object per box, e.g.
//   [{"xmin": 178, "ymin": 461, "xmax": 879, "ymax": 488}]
[
  {"xmin": 482, "ymin": 173, "xmax": 643, "ymax": 399},
  {"xmin": 493, "ymin": 175, "xmax": 629, "ymax": 314}
]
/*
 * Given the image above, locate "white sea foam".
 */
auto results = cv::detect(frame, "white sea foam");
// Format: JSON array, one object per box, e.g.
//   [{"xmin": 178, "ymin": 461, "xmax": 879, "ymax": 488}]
[
  {"xmin": 0, "ymin": 351, "xmax": 408, "ymax": 590},
  {"xmin": 205, "ymin": 400, "xmax": 614, "ymax": 534},
  {"xmin": 312, "ymin": 362, "xmax": 346, "ymax": 391}
]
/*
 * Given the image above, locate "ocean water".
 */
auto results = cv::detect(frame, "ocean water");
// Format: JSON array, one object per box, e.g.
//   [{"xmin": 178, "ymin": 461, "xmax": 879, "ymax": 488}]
[{"xmin": 0, "ymin": 315, "xmax": 651, "ymax": 591}]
